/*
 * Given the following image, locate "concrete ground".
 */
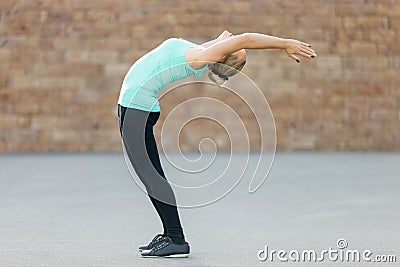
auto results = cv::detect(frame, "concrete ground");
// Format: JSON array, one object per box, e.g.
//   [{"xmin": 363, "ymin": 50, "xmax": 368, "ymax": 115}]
[{"xmin": 0, "ymin": 152, "xmax": 399, "ymax": 267}]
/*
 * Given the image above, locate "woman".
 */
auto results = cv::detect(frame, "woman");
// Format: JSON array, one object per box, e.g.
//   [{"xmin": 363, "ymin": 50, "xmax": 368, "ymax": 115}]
[{"xmin": 117, "ymin": 30, "xmax": 316, "ymax": 258}]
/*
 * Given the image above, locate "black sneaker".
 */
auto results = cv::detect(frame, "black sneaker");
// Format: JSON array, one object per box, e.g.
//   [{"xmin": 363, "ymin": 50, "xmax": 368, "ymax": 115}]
[
  {"xmin": 140, "ymin": 237, "xmax": 190, "ymax": 258},
  {"xmin": 138, "ymin": 234, "xmax": 166, "ymax": 252}
]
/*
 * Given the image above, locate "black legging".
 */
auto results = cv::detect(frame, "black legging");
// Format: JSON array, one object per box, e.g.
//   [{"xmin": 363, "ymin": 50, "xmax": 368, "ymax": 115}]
[{"xmin": 118, "ymin": 104, "xmax": 185, "ymax": 244}]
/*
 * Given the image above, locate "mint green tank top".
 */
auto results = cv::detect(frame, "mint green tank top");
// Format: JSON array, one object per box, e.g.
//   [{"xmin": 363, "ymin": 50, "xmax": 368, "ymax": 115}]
[{"xmin": 117, "ymin": 38, "xmax": 208, "ymax": 112}]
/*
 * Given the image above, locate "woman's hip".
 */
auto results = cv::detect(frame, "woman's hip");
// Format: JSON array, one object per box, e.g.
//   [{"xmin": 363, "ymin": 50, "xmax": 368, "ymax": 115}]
[{"xmin": 118, "ymin": 104, "xmax": 160, "ymax": 130}]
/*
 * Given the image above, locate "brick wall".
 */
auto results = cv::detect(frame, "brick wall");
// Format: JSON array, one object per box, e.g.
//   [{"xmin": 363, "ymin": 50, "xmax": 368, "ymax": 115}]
[{"xmin": 0, "ymin": 0, "xmax": 399, "ymax": 152}]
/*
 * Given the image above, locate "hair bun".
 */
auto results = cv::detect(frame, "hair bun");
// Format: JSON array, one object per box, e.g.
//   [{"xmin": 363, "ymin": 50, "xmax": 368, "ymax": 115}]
[{"xmin": 208, "ymin": 71, "xmax": 227, "ymax": 86}]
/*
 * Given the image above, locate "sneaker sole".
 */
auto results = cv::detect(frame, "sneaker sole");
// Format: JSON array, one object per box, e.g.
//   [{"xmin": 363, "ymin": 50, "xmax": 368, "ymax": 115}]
[
  {"xmin": 141, "ymin": 253, "xmax": 189, "ymax": 258},
  {"xmin": 165, "ymin": 253, "xmax": 189, "ymax": 258}
]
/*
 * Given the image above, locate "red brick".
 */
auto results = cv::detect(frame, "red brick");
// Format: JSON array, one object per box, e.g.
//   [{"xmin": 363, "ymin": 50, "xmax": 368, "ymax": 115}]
[
  {"xmin": 320, "ymin": 109, "xmax": 345, "ymax": 122},
  {"xmin": 369, "ymin": 109, "xmax": 398, "ymax": 122},
  {"xmin": 390, "ymin": 18, "xmax": 400, "ymax": 29},
  {"xmin": 353, "ymin": 82, "xmax": 384, "ymax": 95},
  {"xmin": 0, "ymin": 116, "xmax": 19, "ymax": 129},
  {"xmin": 287, "ymin": 133, "xmax": 315, "ymax": 151},
  {"xmin": 1, "ymin": 23, "xmax": 39, "ymax": 35},
  {"xmin": 272, "ymin": 107, "xmax": 297, "ymax": 122},
  {"xmin": 65, "ymin": 50, "xmax": 89, "ymax": 63},
  {"xmin": 0, "ymin": 48, "xmax": 12, "ymax": 61},
  {"xmin": 104, "ymin": 63, "xmax": 129, "ymax": 77},
  {"xmin": 88, "ymin": 50, "xmax": 118, "ymax": 64},
  {"xmin": 32, "ymin": 63, "xmax": 102, "ymax": 76},
  {"xmin": 40, "ymin": 24, "xmax": 66, "ymax": 38},
  {"xmin": 369, "ymin": 30, "xmax": 396, "ymax": 42},
  {"xmin": 336, "ymin": 3, "xmax": 379, "ymax": 16},
  {"xmin": 350, "ymin": 42, "xmax": 376, "ymax": 55},
  {"xmin": 345, "ymin": 96, "xmax": 370, "ymax": 109},
  {"xmin": 12, "ymin": 103, "xmax": 39, "ymax": 115},
  {"xmin": 344, "ymin": 109, "xmax": 367, "ymax": 123},
  {"xmin": 372, "ymin": 96, "xmax": 397, "ymax": 109},
  {"xmin": 343, "ymin": 16, "xmax": 388, "ymax": 30},
  {"xmin": 66, "ymin": 0, "xmax": 124, "ymax": 9}
]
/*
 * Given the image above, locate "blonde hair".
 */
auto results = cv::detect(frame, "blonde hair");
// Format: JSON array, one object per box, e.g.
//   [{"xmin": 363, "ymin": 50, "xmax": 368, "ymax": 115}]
[{"xmin": 208, "ymin": 54, "xmax": 246, "ymax": 85}]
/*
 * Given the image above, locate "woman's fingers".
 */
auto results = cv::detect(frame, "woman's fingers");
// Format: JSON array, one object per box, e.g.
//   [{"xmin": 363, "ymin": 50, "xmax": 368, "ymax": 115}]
[
  {"xmin": 299, "ymin": 41, "xmax": 316, "ymax": 53},
  {"xmin": 300, "ymin": 47, "xmax": 316, "ymax": 57},
  {"xmin": 301, "ymin": 45, "xmax": 314, "ymax": 54},
  {"xmin": 288, "ymin": 50, "xmax": 314, "ymax": 62},
  {"xmin": 288, "ymin": 53, "xmax": 301, "ymax": 63},
  {"xmin": 285, "ymin": 39, "xmax": 316, "ymax": 63},
  {"xmin": 297, "ymin": 50, "xmax": 313, "ymax": 58}
]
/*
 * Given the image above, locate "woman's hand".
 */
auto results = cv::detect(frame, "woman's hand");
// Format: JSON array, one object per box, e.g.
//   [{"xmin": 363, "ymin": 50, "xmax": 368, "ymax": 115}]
[
  {"xmin": 282, "ymin": 39, "xmax": 317, "ymax": 63},
  {"xmin": 217, "ymin": 30, "xmax": 234, "ymax": 42}
]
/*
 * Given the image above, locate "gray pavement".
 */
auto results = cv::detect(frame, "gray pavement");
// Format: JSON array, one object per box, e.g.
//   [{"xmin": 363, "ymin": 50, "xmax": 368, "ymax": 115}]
[{"xmin": 0, "ymin": 152, "xmax": 399, "ymax": 266}]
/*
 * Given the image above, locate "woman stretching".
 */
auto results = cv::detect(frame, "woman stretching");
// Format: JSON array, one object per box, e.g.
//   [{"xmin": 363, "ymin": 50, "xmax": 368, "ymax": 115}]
[{"xmin": 117, "ymin": 30, "xmax": 317, "ymax": 258}]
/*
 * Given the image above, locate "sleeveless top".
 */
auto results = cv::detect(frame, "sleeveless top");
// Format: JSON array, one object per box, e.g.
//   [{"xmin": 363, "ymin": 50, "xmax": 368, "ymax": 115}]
[{"xmin": 117, "ymin": 38, "xmax": 208, "ymax": 112}]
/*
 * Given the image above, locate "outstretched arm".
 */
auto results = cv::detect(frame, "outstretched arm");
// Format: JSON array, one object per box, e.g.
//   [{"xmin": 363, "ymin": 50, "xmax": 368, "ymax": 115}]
[
  {"xmin": 243, "ymin": 33, "xmax": 316, "ymax": 62},
  {"xmin": 191, "ymin": 32, "xmax": 317, "ymax": 63}
]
